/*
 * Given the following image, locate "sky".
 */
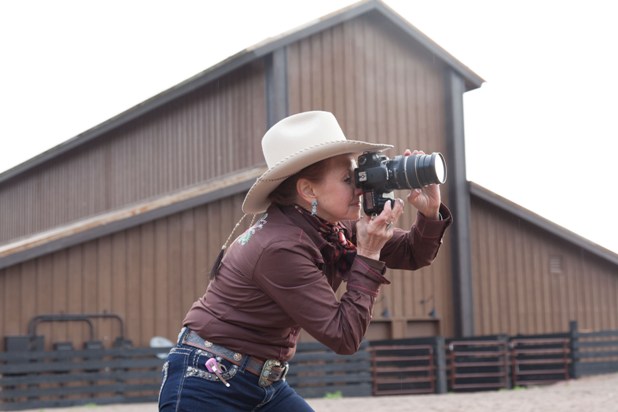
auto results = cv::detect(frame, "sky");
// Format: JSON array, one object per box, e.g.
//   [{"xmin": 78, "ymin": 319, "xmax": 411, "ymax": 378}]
[{"xmin": 1, "ymin": 0, "xmax": 617, "ymax": 254}]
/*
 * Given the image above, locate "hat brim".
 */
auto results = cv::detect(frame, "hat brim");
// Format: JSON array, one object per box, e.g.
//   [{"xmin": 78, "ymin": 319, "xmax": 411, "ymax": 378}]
[{"xmin": 242, "ymin": 140, "xmax": 392, "ymax": 214}]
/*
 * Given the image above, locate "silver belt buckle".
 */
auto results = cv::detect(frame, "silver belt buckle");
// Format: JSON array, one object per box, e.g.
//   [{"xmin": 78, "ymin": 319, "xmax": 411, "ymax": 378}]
[
  {"xmin": 280, "ymin": 362, "xmax": 289, "ymax": 381},
  {"xmin": 258, "ymin": 359, "xmax": 289, "ymax": 387}
]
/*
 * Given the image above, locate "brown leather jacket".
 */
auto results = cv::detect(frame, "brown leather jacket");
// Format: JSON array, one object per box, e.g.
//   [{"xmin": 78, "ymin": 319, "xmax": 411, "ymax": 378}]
[{"xmin": 184, "ymin": 203, "xmax": 451, "ymax": 361}]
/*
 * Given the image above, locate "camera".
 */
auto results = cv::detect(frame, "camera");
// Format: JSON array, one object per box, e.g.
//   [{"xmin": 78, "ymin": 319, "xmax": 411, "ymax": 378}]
[{"xmin": 354, "ymin": 151, "xmax": 447, "ymax": 215}]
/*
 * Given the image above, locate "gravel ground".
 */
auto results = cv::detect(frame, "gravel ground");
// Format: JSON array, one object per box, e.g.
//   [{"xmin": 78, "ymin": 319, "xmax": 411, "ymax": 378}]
[{"xmin": 18, "ymin": 372, "xmax": 618, "ymax": 412}]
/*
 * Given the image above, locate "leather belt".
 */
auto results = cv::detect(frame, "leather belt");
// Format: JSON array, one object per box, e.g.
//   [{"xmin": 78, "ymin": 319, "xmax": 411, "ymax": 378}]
[{"xmin": 181, "ymin": 329, "xmax": 289, "ymax": 386}]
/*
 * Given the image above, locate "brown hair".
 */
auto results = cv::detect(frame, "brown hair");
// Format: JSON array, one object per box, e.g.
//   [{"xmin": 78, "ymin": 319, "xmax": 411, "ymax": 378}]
[{"xmin": 268, "ymin": 158, "xmax": 332, "ymax": 206}]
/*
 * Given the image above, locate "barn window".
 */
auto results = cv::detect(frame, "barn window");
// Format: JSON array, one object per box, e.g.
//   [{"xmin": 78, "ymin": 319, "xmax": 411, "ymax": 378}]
[{"xmin": 549, "ymin": 255, "xmax": 563, "ymax": 274}]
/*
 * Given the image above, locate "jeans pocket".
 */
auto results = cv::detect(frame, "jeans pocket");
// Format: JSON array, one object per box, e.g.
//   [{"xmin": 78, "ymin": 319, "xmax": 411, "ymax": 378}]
[{"xmin": 185, "ymin": 349, "xmax": 239, "ymax": 384}]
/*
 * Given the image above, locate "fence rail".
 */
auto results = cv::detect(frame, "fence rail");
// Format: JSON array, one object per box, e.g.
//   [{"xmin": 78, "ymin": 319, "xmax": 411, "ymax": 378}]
[
  {"xmin": 0, "ymin": 347, "xmax": 166, "ymax": 411},
  {"xmin": 2, "ymin": 322, "xmax": 618, "ymax": 410},
  {"xmin": 573, "ymin": 328, "xmax": 618, "ymax": 378},
  {"xmin": 510, "ymin": 337, "xmax": 570, "ymax": 387},
  {"xmin": 286, "ymin": 341, "xmax": 372, "ymax": 398},
  {"xmin": 370, "ymin": 343, "xmax": 436, "ymax": 395},
  {"xmin": 446, "ymin": 339, "xmax": 510, "ymax": 391}
]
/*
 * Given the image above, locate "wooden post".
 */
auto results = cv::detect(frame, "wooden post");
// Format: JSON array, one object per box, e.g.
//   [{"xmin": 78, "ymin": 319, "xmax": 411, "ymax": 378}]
[
  {"xmin": 435, "ymin": 336, "xmax": 447, "ymax": 394},
  {"xmin": 569, "ymin": 320, "xmax": 578, "ymax": 378},
  {"xmin": 445, "ymin": 71, "xmax": 474, "ymax": 337}
]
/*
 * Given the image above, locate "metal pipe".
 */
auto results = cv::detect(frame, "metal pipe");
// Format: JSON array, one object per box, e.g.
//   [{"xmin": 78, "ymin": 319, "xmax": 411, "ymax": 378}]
[
  {"xmin": 27, "ymin": 312, "xmax": 126, "ymax": 341},
  {"xmin": 28, "ymin": 314, "xmax": 95, "ymax": 341}
]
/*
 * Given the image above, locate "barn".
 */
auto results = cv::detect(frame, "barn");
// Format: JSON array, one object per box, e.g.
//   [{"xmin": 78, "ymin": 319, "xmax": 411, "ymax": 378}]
[{"xmin": 1, "ymin": 0, "xmax": 617, "ymax": 357}]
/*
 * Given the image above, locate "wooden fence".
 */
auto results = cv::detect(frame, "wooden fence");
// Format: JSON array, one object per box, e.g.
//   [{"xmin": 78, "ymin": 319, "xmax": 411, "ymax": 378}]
[
  {"xmin": 446, "ymin": 337, "xmax": 510, "ymax": 391},
  {"xmin": 368, "ymin": 337, "xmax": 447, "ymax": 396},
  {"xmin": 510, "ymin": 336, "xmax": 571, "ymax": 387},
  {"xmin": 0, "ymin": 340, "xmax": 372, "ymax": 411},
  {"xmin": 572, "ymin": 326, "xmax": 618, "ymax": 378},
  {"xmin": 0, "ymin": 345, "xmax": 165, "ymax": 411},
  {"xmin": 370, "ymin": 341, "xmax": 437, "ymax": 396},
  {"xmin": 286, "ymin": 341, "xmax": 372, "ymax": 398},
  {"xmin": 2, "ymin": 321, "xmax": 618, "ymax": 410}
]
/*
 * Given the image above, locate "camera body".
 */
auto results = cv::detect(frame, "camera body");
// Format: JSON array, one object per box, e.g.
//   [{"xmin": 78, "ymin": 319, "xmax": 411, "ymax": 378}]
[{"xmin": 354, "ymin": 151, "xmax": 447, "ymax": 215}]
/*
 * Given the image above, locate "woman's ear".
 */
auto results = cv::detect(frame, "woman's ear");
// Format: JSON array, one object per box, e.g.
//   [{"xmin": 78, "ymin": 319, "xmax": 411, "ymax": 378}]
[{"xmin": 296, "ymin": 178, "xmax": 316, "ymax": 204}]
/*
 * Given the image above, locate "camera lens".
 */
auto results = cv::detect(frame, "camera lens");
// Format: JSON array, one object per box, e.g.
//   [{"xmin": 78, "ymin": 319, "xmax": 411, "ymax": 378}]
[{"xmin": 390, "ymin": 152, "xmax": 447, "ymax": 189}]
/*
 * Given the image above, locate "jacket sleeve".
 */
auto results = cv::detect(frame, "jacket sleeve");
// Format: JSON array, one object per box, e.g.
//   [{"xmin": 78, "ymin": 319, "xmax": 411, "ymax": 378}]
[
  {"xmin": 252, "ymin": 240, "xmax": 389, "ymax": 355},
  {"xmin": 379, "ymin": 203, "xmax": 452, "ymax": 270}
]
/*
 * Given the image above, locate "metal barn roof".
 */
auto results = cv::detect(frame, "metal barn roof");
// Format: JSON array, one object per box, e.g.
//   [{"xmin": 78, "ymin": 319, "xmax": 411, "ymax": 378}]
[{"xmin": 0, "ymin": 0, "xmax": 483, "ymax": 185}]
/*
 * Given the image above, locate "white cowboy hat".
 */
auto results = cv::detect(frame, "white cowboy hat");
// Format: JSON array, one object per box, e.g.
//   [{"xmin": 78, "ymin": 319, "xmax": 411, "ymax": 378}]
[{"xmin": 242, "ymin": 111, "xmax": 393, "ymax": 214}]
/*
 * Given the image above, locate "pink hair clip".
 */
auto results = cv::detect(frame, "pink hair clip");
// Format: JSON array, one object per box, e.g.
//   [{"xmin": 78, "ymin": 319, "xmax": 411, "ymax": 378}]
[{"xmin": 205, "ymin": 358, "xmax": 230, "ymax": 387}]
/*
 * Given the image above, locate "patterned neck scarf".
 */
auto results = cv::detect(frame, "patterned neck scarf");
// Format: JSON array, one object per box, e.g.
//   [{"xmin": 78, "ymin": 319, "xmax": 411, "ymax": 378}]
[{"xmin": 293, "ymin": 204, "xmax": 357, "ymax": 273}]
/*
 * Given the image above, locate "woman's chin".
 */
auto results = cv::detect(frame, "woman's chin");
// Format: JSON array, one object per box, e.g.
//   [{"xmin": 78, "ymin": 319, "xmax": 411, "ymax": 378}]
[{"xmin": 347, "ymin": 204, "xmax": 362, "ymax": 220}]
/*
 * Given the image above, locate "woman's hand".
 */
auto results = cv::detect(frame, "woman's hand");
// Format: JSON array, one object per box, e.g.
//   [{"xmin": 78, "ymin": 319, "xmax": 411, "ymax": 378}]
[
  {"xmin": 405, "ymin": 149, "xmax": 441, "ymax": 220},
  {"xmin": 356, "ymin": 198, "xmax": 404, "ymax": 260}
]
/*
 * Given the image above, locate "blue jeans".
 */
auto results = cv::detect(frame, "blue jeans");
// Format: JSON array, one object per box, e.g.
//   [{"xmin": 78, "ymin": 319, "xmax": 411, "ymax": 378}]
[{"xmin": 158, "ymin": 340, "xmax": 314, "ymax": 411}]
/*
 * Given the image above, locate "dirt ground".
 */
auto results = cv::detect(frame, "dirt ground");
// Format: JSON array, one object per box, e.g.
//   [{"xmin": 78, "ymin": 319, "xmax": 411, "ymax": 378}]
[{"xmin": 20, "ymin": 372, "xmax": 618, "ymax": 412}]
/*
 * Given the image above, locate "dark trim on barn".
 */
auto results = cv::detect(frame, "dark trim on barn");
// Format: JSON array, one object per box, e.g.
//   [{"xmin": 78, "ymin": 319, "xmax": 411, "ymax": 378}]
[
  {"xmin": 0, "ymin": 49, "xmax": 263, "ymax": 185},
  {"xmin": 470, "ymin": 182, "xmax": 618, "ymax": 267},
  {"xmin": 265, "ymin": 48, "xmax": 289, "ymax": 128},
  {"xmin": 0, "ymin": 0, "xmax": 483, "ymax": 185},
  {"xmin": 0, "ymin": 167, "xmax": 264, "ymax": 270},
  {"xmin": 445, "ymin": 70, "xmax": 475, "ymax": 337}
]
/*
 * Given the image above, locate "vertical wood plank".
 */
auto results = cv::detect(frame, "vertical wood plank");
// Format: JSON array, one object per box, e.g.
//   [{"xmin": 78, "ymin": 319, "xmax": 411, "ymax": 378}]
[
  {"xmin": 3, "ymin": 266, "xmax": 21, "ymax": 335},
  {"xmin": 154, "ymin": 218, "xmax": 170, "ymax": 339},
  {"xmin": 111, "ymin": 232, "xmax": 127, "ymax": 339},
  {"xmin": 179, "ymin": 209, "xmax": 196, "ymax": 331},
  {"xmin": 20, "ymin": 261, "xmax": 37, "ymax": 337},
  {"xmin": 36, "ymin": 255, "xmax": 54, "ymax": 348},
  {"xmin": 66, "ymin": 246, "xmax": 84, "ymax": 345},
  {"xmin": 51, "ymin": 251, "xmax": 68, "ymax": 344},
  {"xmin": 168, "ymin": 213, "xmax": 183, "ymax": 337},
  {"xmin": 140, "ymin": 222, "xmax": 155, "ymax": 346},
  {"xmin": 96, "ymin": 237, "xmax": 112, "ymax": 345},
  {"xmin": 125, "ymin": 226, "xmax": 142, "ymax": 346}
]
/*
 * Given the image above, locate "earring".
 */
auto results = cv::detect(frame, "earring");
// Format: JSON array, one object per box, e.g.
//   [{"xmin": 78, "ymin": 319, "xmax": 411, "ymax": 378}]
[{"xmin": 311, "ymin": 199, "xmax": 318, "ymax": 216}]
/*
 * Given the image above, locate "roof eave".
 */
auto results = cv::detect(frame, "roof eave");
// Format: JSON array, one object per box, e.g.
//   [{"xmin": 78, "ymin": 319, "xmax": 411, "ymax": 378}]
[
  {"xmin": 469, "ymin": 181, "xmax": 618, "ymax": 267},
  {"xmin": 0, "ymin": 167, "xmax": 264, "ymax": 270},
  {"xmin": 0, "ymin": 0, "xmax": 483, "ymax": 185}
]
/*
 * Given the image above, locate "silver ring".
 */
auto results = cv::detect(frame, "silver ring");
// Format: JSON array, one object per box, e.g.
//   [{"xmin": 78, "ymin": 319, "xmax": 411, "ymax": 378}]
[{"xmin": 385, "ymin": 221, "xmax": 393, "ymax": 231}]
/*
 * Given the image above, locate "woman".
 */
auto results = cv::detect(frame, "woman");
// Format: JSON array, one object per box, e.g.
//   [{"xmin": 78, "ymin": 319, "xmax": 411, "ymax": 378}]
[{"xmin": 159, "ymin": 111, "xmax": 452, "ymax": 411}]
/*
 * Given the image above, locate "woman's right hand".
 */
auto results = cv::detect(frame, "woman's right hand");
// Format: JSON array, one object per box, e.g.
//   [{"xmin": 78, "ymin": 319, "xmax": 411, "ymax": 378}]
[{"xmin": 355, "ymin": 198, "xmax": 404, "ymax": 260}]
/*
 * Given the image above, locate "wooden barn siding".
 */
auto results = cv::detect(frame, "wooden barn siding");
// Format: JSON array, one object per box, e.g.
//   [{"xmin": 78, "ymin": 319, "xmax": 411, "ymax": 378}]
[
  {"xmin": 470, "ymin": 197, "xmax": 618, "ymax": 336},
  {"xmin": 0, "ymin": 13, "xmax": 465, "ymax": 347},
  {"xmin": 0, "ymin": 64, "xmax": 266, "ymax": 245},
  {"xmin": 0, "ymin": 193, "xmax": 246, "ymax": 351},
  {"xmin": 287, "ymin": 15, "xmax": 454, "ymax": 338}
]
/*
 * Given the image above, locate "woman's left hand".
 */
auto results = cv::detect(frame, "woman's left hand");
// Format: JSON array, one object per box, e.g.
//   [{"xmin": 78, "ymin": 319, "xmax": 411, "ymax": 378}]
[
  {"xmin": 356, "ymin": 198, "xmax": 405, "ymax": 260},
  {"xmin": 404, "ymin": 149, "xmax": 442, "ymax": 220}
]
